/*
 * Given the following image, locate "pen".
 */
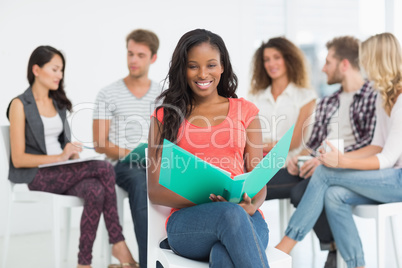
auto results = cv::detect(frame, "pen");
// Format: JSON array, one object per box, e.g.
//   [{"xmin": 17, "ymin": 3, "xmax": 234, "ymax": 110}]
[{"xmin": 81, "ymin": 145, "xmax": 95, "ymax": 150}]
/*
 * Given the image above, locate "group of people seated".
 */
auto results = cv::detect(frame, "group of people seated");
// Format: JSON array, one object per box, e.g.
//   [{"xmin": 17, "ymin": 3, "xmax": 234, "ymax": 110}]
[{"xmin": 6, "ymin": 28, "xmax": 402, "ymax": 268}]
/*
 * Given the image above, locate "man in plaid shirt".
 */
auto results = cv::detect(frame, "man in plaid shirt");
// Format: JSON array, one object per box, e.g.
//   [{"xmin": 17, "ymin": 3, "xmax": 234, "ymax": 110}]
[{"xmin": 284, "ymin": 36, "xmax": 377, "ymax": 268}]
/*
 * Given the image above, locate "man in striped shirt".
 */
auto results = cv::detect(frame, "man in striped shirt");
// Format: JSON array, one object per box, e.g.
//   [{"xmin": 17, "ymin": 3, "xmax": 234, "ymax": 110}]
[
  {"xmin": 286, "ymin": 36, "xmax": 377, "ymax": 268},
  {"xmin": 93, "ymin": 29, "xmax": 161, "ymax": 268}
]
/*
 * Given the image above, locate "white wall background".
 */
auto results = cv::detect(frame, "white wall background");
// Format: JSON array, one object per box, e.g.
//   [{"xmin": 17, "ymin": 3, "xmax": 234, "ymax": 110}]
[
  {"xmin": 1, "ymin": 0, "xmax": 402, "ymax": 266},
  {"xmin": 0, "ymin": 0, "xmax": 257, "ymax": 236}
]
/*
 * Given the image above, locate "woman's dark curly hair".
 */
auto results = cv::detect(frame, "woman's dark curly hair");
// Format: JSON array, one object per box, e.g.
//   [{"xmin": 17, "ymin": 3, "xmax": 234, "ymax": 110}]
[
  {"xmin": 155, "ymin": 29, "xmax": 238, "ymax": 146},
  {"xmin": 250, "ymin": 37, "xmax": 310, "ymax": 94}
]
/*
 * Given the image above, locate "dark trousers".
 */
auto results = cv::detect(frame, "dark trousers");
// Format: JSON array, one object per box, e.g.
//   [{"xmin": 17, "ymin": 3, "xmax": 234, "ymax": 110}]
[
  {"xmin": 115, "ymin": 161, "xmax": 148, "ymax": 268},
  {"xmin": 29, "ymin": 160, "xmax": 124, "ymax": 265},
  {"xmin": 266, "ymin": 168, "xmax": 334, "ymax": 249}
]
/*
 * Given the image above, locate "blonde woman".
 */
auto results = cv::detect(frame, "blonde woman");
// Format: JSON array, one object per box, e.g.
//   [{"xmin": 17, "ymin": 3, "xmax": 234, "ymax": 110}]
[{"xmin": 276, "ymin": 32, "xmax": 402, "ymax": 268}]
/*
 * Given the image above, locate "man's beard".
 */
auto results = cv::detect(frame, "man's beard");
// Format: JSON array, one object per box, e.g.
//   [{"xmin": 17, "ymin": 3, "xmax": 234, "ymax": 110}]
[{"xmin": 327, "ymin": 68, "xmax": 343, "ymax": 85}]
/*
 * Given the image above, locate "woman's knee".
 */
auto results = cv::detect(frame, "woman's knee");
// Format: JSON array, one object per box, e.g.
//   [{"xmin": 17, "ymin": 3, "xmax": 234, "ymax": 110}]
[
  {"xmin": 325, "ymin": 186, "xmax": 349, "ymax": 209},
  {"xmin": 94, "ymin": 160, "xmax": 116, "ymax": 181},
  {"xmin": 84, "ymin": 180, "xmax": 106, "ymax": 206},
  {"xmin": 218, "ymin": 203, "xmax": 248, "ymax": 229},
  {"xmin": 309, "ymin": 165, "xmax": 333, "ymax": 185},
  {"xmin": 101, "ymin": 160, "xmax": 115, "ymax": 173}
]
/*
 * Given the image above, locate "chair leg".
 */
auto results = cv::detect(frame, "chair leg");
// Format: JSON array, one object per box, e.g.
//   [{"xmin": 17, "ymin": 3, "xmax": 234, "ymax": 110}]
[
  {"xmin": 52, "ymin": 200, "xmax": 61, "ymax": 268},
  {"xmin": 310, "ymin": 232, "xmax": 316, "ymax": 268},
  {"xmin": 2, "ymin": 198, "xmax": 12, "ymax": 268},
  {"xmin": 390, "ymin": 216, "xmax": 401, "ymax": 268},
  {"xmin": 336, "ymin": 251, "xmax": 347, "ymax": 268},
  {"xmin": 377, "ymin": 216, "xmax": 386, "ymax": 268},
  {"xmin": 278, "ymin": 199, "xmax": 287, "ymax": 236},
  {"xmin": 285, "ymin": 199, "xmax": 293, "ymax": 222},
  {"xmin": 63, "ymin": 207, "xmax": 71, "ymax": 262},
  {"xmin": 116, "ymin": 187, "xmax": 125, "ymax": 226}
]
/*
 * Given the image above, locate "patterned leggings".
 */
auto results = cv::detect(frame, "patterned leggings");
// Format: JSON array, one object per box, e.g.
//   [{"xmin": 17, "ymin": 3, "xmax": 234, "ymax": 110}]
[{"xmin": 28, "ymin": 160, "xmax": 124, "ymax": 265}]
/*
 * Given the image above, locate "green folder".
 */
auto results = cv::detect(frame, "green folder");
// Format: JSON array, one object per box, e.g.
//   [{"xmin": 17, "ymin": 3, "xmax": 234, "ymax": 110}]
[
  {"xmin": 121, "ymin": 142, "xmax": 148, "ymax": 165},
  {"xmin": 159, "ymin": 125, "xmax": 294, "ymax": 204}
]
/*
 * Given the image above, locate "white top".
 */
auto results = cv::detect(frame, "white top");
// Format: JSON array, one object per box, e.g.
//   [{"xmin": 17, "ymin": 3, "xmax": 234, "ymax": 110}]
[
  {"xmin": 248, "ymin": 83, "xmax": 317, "ymax": 159},
  {"xmin": 327, "ymin": 91, "xmax": 356, "ymax": 148},
  {"xmin": 371, "ymin": 94, "xmax": 402, "ymax": 169},
  {"xmin": 93, "ymin": 79, "xmax": 161, "ymax": 150},
  {"xmin": 40, "ymin": 113, "xmax": 63, "ymax": 155}
]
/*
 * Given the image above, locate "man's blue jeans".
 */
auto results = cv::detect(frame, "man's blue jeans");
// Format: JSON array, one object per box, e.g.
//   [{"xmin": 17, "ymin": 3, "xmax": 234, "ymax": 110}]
[
  {"xmin": 285, "ymin": 165, "xmax": 402, "ymax": 268},
  {"xmin": 115, "ymin": 161, "xmax": 148, "ymax": 268},
  {"xmin": 166, "ymin": 202, "xmax": 270, "ymax": 268}
]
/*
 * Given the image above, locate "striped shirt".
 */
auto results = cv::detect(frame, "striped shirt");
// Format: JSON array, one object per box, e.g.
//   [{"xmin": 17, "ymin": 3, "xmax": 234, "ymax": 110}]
[
  {"xmin": 306, "ymin": 80, "xmax": 377, "ymax": 153},
  {"xmin": 93, "ymin": 79, "xmax": 161, "ymax": 150}
]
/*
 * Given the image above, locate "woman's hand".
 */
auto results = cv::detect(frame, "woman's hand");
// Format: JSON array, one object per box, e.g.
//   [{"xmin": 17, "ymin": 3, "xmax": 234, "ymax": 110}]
[
  {"xmin": 238, "ymin": 193, "xmax": 257, "ymax": 216},
  {"xmin": 287, "ymin": 156, "xmax": 299, "ymax": 176},
  {"xmin": 209, "ymin": 193, "xmax": 227, "ymax": 202},
  {"xmin": 318, "ymin": 140, "xmax": 344, "ymax": 168},
  {"xmin": 209, "ymin": 193, "xmax": 257, "ymax": 216},
  {"xmin": 299, "ymin": 157, "xmax": 321, "ymax": 178},
  {"xmin": 59, "ymin": 142, "xmax": 82, "ymax": 161}
]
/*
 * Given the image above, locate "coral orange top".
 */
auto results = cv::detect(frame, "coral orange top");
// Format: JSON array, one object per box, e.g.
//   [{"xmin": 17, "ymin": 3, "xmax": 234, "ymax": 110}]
[{"xmin": 151, "ymin": 98, "xmax": 263, "ymax": 224}]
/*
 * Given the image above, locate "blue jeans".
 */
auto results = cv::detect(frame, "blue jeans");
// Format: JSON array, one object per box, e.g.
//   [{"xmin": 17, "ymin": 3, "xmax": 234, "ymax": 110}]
[
  {"xmin": 267, "ymin": 168, "xmax": 334, "ymax": 249},
  {"xmin": 115, "ymin": 161, "xmax": 148, "ymax": 268},
  {"xmin": 285, "ymin": 165, "xmax": 402, "ymax": 268},
  {"xmin": 166, "ymin": 202, "xmax": 270, "ymax": 268}
]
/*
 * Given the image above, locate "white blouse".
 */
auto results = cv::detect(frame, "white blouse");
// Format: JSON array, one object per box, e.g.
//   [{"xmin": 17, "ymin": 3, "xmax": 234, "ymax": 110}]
[
  {"xmin": 40, "ymin": 113, "xmax": 63, "ymax": 155},
  {"xmin": 248, "ymin": 83, "xmax": 317, "ymax": 159},
  {"xmin": 371, "ymin": 94, "xmax": 402, "ymax": 169}
]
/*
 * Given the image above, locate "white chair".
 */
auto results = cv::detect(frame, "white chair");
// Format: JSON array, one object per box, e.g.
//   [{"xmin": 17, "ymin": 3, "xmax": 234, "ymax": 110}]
[
  {"xmin": 1, "ymin": 125, "xmax": 110, "ymax": 268},
  {"xmin": 0, "ymin": 125, "xmax": 84, "ymax": 268},
  {"xmin": 145, "ymin": 149, "xmax": 292, "ymax": 268},
  {"xmin": 116, "ymin": 185, "xmax": 129, "ymax": 226},
  {"xmin": 276, "ymin": 198, "xmax": 317, "ymax": 267},
  {"xmin": 278, "ymin": 199, "xmax": 293, "ymax": 236},
  {"xmin": 337, "ymin": 202, "xmax": 402, "ymax": 268}
]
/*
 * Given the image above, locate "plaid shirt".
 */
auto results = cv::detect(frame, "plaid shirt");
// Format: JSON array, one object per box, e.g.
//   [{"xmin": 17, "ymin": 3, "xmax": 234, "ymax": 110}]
[{"xmin": 306, "ymin": 80, "xmax": 377, "ymax": 152}]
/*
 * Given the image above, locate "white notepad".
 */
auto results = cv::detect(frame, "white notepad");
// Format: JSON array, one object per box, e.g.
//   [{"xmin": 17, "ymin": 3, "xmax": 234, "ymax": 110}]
[{"xmin": 38, "ymin": 155, "xmax": 104, "ymax": 168}]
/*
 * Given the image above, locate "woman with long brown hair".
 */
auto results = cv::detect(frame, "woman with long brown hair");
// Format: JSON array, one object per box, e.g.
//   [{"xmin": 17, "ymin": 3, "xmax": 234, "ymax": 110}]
[
  {"xmin": 248, "ymin": 37, "xmax": 317, "ymax": 200},
  {"xmin": 7, "ymin": 46, "xmax": 137, "ymax": 268}
]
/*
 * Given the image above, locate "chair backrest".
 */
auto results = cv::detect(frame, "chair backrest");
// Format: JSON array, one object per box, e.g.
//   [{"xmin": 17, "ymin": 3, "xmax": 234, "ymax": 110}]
[
  {"xmin": 146, "ymin": 148, "xmax": 173, "ymax": 267},
  {"xmin": 0, "ymin": 125, "xmax": 17, "ymax": 201},
  {"xmin": 147, "ymin": 192, "xmax": 171, "ymax": 244},
  {"xmin": 1, "ymin": 125, "xmax": 10, "ymax": 167},
  {"xmin": 0, "ymin": 125, "xmax": 13, "ymax": 188}
]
